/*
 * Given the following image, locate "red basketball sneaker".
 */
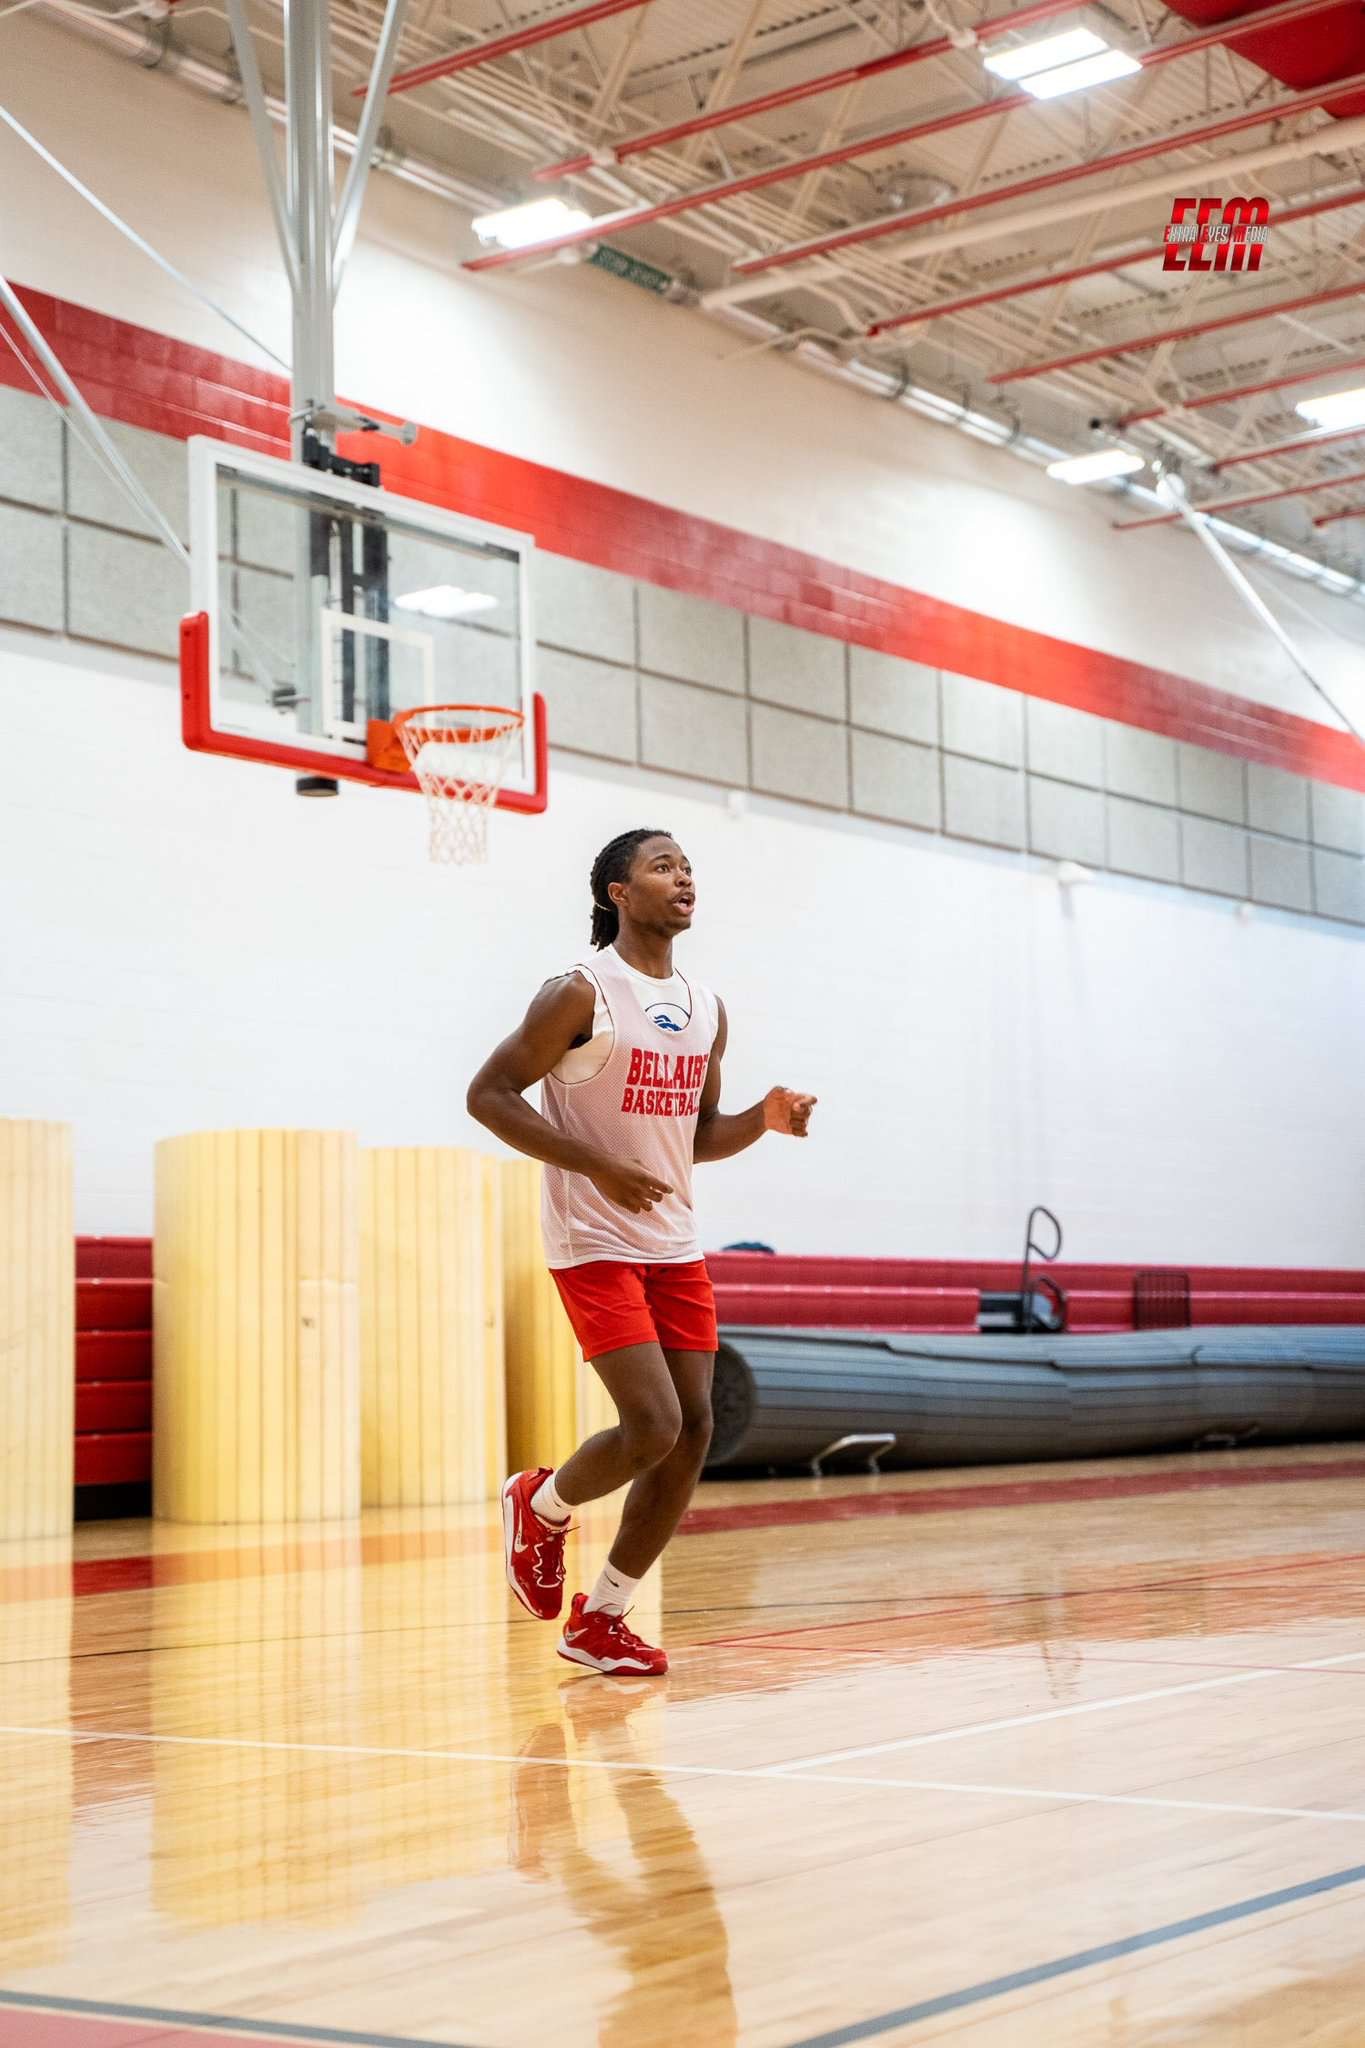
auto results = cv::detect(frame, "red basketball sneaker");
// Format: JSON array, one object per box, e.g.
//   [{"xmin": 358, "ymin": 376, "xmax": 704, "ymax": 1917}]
[
  {"xmin": 501, "ymin": 1468, "xmax": 570, "ymax": 1621},
  {"xmin": 557, "ymin": 1592, "xmax": 668, "ymax": 1676}
]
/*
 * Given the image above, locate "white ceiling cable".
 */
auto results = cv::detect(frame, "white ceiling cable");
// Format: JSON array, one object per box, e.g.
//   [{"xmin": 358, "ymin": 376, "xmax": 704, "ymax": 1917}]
[
  {"xmin": 0, "ymin": 103, "xmax": 289, "ymax": 369},
  {"xmin": 1155, "ymin": 468, "xmax": 1363, "ymax": 738}
]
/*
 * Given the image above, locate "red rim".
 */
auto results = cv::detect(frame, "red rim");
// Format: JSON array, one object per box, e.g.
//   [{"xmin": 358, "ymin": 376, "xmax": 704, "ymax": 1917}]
[{"xmin": 392, "ymin": 701, "xmax": 525, "ymax": 746}]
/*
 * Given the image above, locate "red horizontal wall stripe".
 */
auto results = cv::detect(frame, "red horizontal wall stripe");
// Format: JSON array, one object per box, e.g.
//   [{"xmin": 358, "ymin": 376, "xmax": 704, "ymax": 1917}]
[{"xmin": 4, "ymin": 284, "xmax": 1362, "ymax": 793}]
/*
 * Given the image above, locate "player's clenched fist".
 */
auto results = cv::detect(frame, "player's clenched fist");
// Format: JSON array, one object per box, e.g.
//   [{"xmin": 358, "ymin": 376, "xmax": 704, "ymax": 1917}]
[{"xmin": 762, "ymin": 1087, "xmax": 818, "ymax": 1138}]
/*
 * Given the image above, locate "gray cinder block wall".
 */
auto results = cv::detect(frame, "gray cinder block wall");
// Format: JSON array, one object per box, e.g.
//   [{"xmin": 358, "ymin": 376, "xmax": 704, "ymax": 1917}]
[{"xmin": 1, "ymin": 384, "xmax": 1362, "ymax": 927}]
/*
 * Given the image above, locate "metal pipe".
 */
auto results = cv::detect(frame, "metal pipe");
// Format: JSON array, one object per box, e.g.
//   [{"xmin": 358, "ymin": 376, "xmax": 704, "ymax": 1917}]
[
  {"xmin": 717, "ymin": 69, "xmax": 1365, "ymax": 285},
  {"xmin": 377, "ymin": 0, "xmax": 649, "ymax": 100},
  {"xmin": 1117, "ymin": 465, "xmax": 1365, "ymax": 530},
  {"xmin": 1117, "ymin": 351, "xmax": 1365, "ymax": 430},
  {"xmin": 702, "ymin": 108, "xmax": 1365, "ymax": 308},
  {"xmin": 863, "ymin": 185, "xmax": 1365, "ymax": 341},
  {"xmin": 991, "ymin": 280, "xmax": 1365, "ymax": 388},
  {"xmin": 1314, "ymin": 504, "xmax": 1365, "ymax": 526},
  {"xmin": 224, "ymin": 0, "xmax": 299, "ymax": 294},
  {"xmin": 285, "ymin": 0, "xmax": 335, "ymax": 450},
  {"xmin": 534, "ymin": 0, "xmax": 1088, "ymax": 180},
  {"xmin": 333, "ymin": 0, "xmax": 409, "ymax": 287}
]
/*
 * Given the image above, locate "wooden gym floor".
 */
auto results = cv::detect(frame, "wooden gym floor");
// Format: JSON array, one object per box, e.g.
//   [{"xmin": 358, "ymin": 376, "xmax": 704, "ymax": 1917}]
[{"xmin": 5, "ymin": 1442, "xmax": 1365, "ymax": 2046}]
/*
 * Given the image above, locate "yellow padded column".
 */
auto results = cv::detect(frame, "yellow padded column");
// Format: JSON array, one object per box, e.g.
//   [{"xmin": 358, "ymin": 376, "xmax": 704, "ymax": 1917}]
[
  {"xmin": 500, "ymin": 1157, "xmax": 615, "ymax": 1473},
  {"xmin": 154, "ymin": 1130, "xmax": 360, "ymax": 1524},
  {"xmin": 360, "ymin": 1147, "xmax": 506, "ymax": 1506},
  {"xmin": 0, "ymin": 1118, "xmax": 74, "ymax": 1540},
  {"xmin": 0, "ymin": 1567, "xmax": 72, "ymax": 1962}
]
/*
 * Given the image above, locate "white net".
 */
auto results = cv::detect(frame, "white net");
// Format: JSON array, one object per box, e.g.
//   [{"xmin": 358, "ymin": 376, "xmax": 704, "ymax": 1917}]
[{"xmin": 393, "ymin": 704, "xmax": 525, "ymax": 865}]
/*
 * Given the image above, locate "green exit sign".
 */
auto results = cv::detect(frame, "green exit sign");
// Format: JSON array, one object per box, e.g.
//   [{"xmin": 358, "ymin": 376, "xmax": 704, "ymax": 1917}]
[{"xmin": 588, "ymin": 244, "xmax": 673, "ymax": 295}]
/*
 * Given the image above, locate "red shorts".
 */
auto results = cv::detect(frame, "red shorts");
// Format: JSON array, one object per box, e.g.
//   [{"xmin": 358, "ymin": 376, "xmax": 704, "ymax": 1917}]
[{"xmin": 551, "ymin": 1259, "xmax": 718, "ymax": 1361}]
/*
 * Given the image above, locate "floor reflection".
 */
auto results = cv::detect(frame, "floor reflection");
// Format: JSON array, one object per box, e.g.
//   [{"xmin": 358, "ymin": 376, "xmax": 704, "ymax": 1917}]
[{"xmin": 510, "ymin": 1678, "xmax": 739, "ymax": 2047}]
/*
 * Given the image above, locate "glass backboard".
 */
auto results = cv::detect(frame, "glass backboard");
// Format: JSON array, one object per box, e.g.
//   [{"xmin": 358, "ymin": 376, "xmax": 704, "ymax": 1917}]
[{"xmin": 180, "ymin": 436, "xmax": 546, "ymax": 812}]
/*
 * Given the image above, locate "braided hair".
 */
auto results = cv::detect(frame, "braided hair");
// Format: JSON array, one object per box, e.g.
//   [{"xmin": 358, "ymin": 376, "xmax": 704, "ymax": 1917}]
[{"xmin": 590, "ymin": 827, "xmax": 674, "ymax": 949}]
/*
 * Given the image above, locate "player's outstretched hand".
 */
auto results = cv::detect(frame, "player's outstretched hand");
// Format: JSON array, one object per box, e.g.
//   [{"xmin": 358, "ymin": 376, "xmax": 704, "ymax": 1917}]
[
  {"xmin": 763, "ymin": 1087, "xmax": 818, "ymax": 1138},
  {"xmin": 589, "ymin": 1158, "xmax": 675, "ymax": 1213}
]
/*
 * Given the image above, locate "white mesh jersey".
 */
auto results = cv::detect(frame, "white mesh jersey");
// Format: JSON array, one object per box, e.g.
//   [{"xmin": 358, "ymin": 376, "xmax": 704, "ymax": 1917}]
[{"xmin": 540, "ymin": 946, "xmax": 721, "ymax": 1270}]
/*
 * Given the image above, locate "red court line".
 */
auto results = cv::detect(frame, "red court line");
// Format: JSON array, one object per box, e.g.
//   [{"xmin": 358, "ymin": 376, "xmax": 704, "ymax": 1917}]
[
  {"xmin": 0, "ymin": 1998, "xmax": 463, "ymax": 2048},
  {"xmin": 0, "ymin": 1454, "xmax": 1353, "ymax": 1614},
  {"xmin": 0, "ymin": 2013, "xmax": 316, "ymax": 2046},
  {"xmin": 679, "ymin": 1456, "xmax": 1365, "ymax": 1536},
  {"xmin": 700, "ymin": 1544, "xmax": 1365, "ymax": 1647}
]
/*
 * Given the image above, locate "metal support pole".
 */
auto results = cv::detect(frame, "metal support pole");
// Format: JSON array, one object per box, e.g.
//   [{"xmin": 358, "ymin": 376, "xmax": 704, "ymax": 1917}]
[
  {"xmin": 333, "ymin": 0, "xmax": 410, "ymax": 292},
  {"xmin": 284, "ymin": 0, "xmax": 336, "ymax": 749},
  {"xmin": 224, "ymin": 0, "xmax": 300, "ymax": 297},
  {"xmin": 285, "ymin": 0, "xmax": 336, "ymax": 458}
]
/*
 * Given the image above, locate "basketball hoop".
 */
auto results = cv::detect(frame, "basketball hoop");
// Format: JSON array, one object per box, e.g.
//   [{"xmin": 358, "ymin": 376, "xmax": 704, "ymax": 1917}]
[{"xmin": 389, "ymin": 703, "xmax": 525, "ymax": 864}]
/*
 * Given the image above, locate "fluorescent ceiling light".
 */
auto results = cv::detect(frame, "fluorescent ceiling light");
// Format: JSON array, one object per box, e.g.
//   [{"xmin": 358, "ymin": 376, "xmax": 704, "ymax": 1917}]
[
  {"xmin": 983, "ymin": 27, "xmax": 1139, "ymax": 99},
  {"xmin": 983, "ymin": 28, "xmax": 1106, "ymax": 80},
  {"xmin": 1025, "ymin": 48, "xmax": 1141, "ymax": 97},
  {"xmin": 470, "ymin": 196, "xmax": 592, "ymax": 249},
  {"xmin": 394, "ymin": 585, "xmax": 499, "ymax": 619},
  {"xmin": 1295, "ymin": 385, "xmax": 1365, "ymax": 430},
  {"xmin": 1047, "ymin": 448, "xmax": 1145, "ymax": 485}
]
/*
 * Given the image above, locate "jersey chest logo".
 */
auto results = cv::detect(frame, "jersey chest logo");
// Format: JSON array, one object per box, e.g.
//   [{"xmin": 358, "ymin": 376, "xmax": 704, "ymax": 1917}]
[{"xmin": 646, "ymin": 1001, "xmax": 689, "ymax": 1033}]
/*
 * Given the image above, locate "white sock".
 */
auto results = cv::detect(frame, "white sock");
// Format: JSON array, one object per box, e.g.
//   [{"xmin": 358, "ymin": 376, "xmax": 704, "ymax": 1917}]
[
  {"xmin": 530, "ymin": 1471, "xmax": 572, "ymax": 1525},
  {"xmin": 584, "ymin": 1562, "xmax": 639, "ymax": 1617}
]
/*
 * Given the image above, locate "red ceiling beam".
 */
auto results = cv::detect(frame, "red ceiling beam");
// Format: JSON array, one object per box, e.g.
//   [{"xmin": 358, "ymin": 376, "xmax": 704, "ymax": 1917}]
[
  {"xmin": 1117, "ymin": 349, "xmax": 1365, "ymax": 428},
  {"xmin": 372, "ymin": 0, "xmax": 650, "ymax": 100},
  {"xmin": 989, "ymin": 279, "xmax": 1365, "ymax": 387},
  {"xmin": 465, "ymin": 58, "xmax": 1365, "ymax": 275},
  {"xmin": 1212, "ymin": 421, "xmax": 1365, "ymax": 470},
  {"xmin": 534, "ymin": 0, "xmax": 1087, "ymax": 181},
  {"xmin": 863, "ymin": 185, "xmax": 1365, "ymax": 340},
  {"xmin": 726, "ymin": 64, "xmax": 1365, "ymax": 280},
  {"xmin": 535, "ymin": 0, "xmax": 1344, "ymax": 183},
  {"xmin": 1115, "ymin": 464, "xmax": 1365, "ymax": 529},
  {"xmin": 1314, "ymin": 504, "xmax": 1365, "ymax": 524}
]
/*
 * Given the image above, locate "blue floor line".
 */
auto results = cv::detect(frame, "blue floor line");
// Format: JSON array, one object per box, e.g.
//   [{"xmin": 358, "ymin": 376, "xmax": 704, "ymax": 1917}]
[{"xmin": 783, "ymin": 1857, "xmax": 1365, "ymax": 2046}]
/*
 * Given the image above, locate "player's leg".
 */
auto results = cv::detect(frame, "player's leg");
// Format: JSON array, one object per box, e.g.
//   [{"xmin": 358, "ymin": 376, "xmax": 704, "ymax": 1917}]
[
  {"xmin": 558, "ymin": 1264, "xmax": 716, "ymax": 1677},
  {"xmin": 502, "ymin": 1260, "xmax": 681, "ymax": 1622},
  {"xmin": 552, "ymin": 1341, "xmax": 684, "ymax": 1505},
  {"xmin": 585, "ymin": 1260, "xmax": 716, "ymax": 1596},
  {"xmin": 599, "ymin": 1347, "xmax": 714, "ymax": 1586},
  {"xmin": 558, "ymin": 1347, "xmax": 711, "ymax": 1677}
]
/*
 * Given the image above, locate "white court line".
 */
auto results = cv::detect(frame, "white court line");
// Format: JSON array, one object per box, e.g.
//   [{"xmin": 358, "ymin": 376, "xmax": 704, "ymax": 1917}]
[
  {"xmin": 2, "ymin": 1721, "xmax": 1365, "ymax": 1830},
  {"xmin": 786, "ymin": 1773, "xmax": 1365, "ymax": 1826},
  {"xmin": 769, "ymin": 1647, "xmax": 1365, "ymax": 1773}
]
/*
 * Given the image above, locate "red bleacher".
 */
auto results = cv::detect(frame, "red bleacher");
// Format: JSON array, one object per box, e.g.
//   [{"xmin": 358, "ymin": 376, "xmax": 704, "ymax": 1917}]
[
  {"xmin": 67, "ymin": 1240, "xmax": 1365, "ymax": 1505},
  {"xmin": 708, "ymin": 1253, "xmax": 1365, "ymax": 1334},
  {"xmin": 76, "ymin": 1237, "xmax": 153, "ymax": 1490}
]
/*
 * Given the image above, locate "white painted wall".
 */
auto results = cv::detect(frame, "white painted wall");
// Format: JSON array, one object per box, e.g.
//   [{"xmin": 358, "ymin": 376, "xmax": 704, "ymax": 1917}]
[
  {"xmin": 4, "ymin": 644, "xmax": 1362, "ymax": 1260},
  {"xmin": 3, "ymin": 13, "xmax": 1365, "ymax": 736}
]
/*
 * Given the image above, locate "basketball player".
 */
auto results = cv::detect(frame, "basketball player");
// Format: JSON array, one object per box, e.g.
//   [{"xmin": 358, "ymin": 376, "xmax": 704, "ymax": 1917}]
[{"xmin": 467, "ymin": 827, "xmax": 816, "ymax": 1675}]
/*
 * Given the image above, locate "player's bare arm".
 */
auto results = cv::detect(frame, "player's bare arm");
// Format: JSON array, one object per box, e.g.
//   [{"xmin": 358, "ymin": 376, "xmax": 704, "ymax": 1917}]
[
  {"xmin": 467, "ymin": 975, "xmax": 673, "ymax": 1214},
  {"xmin": 692, "ymin": 1000, "xmax": 818, "ymax": 1163}
]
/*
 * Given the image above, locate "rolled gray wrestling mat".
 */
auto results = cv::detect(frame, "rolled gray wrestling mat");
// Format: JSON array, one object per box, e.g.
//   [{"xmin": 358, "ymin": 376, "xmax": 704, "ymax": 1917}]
[{"xmin": 706, "ymin": 1326, "xmax": 1365, "ymax": 1472}]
